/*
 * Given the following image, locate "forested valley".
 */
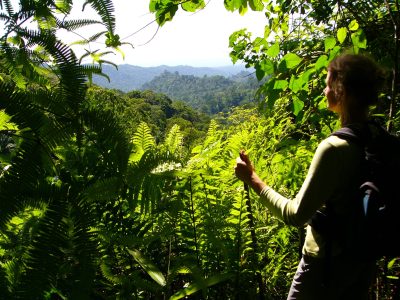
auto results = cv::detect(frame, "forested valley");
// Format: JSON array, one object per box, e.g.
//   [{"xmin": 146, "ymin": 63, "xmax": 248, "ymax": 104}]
[
  {"xmin": 0, "ymin": 0, "xmax": 400, "ymax": 299},
  {"xmin": 142, "ymin": 71, "xmax": 260, "ymax": 114}
]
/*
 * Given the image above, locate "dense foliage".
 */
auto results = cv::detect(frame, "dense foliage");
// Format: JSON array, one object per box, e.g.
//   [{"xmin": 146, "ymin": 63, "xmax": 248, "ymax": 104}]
[
  {"xmin": 86, "ymin": 86, "xmax": 210, "ymax": 148},
  {"xmin": 0, "ymin": 0, "xmax": 399, "ymax": 299},
  {"xmin": 142, "ymin": 71, "xmax": 260, "ymax": 114}
]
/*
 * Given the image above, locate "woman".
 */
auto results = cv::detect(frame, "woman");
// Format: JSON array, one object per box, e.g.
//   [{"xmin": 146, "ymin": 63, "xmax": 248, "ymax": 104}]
[{"xmin": 235, "ymin": 54, "xmax": 386, "ymax": 299}]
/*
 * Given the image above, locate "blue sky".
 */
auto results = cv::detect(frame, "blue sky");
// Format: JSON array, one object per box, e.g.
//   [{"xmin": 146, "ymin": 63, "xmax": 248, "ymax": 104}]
[{"xmin": 62, "ymin": 1, "xmax": 267, "ymax": 67}]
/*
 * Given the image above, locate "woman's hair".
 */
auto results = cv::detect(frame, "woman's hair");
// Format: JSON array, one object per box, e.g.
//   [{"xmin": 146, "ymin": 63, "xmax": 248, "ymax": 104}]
[{"xmin": 327, "ymin": 54, "xmax": 386, "ymax": 124}]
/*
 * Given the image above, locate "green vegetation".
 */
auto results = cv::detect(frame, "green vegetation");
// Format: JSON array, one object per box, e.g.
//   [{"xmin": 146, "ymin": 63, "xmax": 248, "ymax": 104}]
[
  {"xmin": 0, "ymin": 0, "xmax": 399, "ymax": 299},
  {"xmin": 142, "ymin": 71, "xmax": 260, "ymax": 114},
  {"xmin": 92, "ymin": 64, "xmax": 249, "ymax": 91},
  {"xmin": 86, "ymin": 86, "xmax": 210, "ymax": 148}
]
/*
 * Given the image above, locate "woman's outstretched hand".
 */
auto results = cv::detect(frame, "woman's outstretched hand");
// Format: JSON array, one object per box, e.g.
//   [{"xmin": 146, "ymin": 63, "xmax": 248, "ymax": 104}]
[
  {"xmin": 235, "ymin": 150, "xmax": 266, "ymax": 195},
  {"xmin": 235, "ymin": 150, "xmax": 254, "ymax": 184}
]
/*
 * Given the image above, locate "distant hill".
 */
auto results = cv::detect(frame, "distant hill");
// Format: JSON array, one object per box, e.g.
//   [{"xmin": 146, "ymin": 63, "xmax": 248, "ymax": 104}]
[
  {"xmin": 142, "ymin": 71, "xmax": 260, "ymax": 114},
  {"xmin": 92, "ymin": 64, "xmax": 252, "ymax": 92}
]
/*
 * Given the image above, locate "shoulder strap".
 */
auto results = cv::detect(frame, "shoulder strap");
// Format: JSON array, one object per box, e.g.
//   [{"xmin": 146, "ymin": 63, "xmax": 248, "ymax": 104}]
[{"xmin": 330, "ymin": 125, "xmax": 368, "ymax": 146}]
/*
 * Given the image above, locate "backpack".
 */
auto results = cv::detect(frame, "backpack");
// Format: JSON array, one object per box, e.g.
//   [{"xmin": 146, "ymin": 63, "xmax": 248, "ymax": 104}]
[{"xmin": 310, "ymin": 122, "xmax": 400, "ymax": 260}]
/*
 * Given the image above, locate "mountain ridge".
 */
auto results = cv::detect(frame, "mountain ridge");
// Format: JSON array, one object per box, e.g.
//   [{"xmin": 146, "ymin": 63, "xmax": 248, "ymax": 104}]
[{"xmin": 92, "ymin": 64, "xmax": 251, "ymax": 92}]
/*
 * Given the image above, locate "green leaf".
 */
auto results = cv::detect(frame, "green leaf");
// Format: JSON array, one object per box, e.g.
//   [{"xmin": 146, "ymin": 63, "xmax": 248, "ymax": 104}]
[
  {"xmin": 329, "ymin": 46, "xmax": 341, "ymax": 60},
  {"xmin": 248, "ymin": 0, "xmax": 264, "ymax": 11},
  {"xmin": 387, "ymin": 257, "xmax": 399, "ymax": 269},
  {"xmin": 182, "ymin": 0, "xmax": 205, "ymax": 12},
  {"xmin": 260, "ymin": 59, "xmax": 274, "ymax": 75},
  {"xmin": 267, "ymin": 43, "xmax": 280, "ymax": 58},
  {"xmin": 300, "ymin": 68, "xmax": 315, "ymax": 84},
  {"xmin": 351, "ymin": 30, "xmax": 367, "ymax": 49},
  {"xmin": 255, "ymin": 64, "xmax": 265, "ymax": 80},
  {"xmin": 282, "ymin": 53, "xmax": 301, "ymax": 69},
  {"xmin": 288, "ymin": 75, "xmax": 302, "ymax": 93},
  {"xmin": 273, "ymin": 79, "xmax": 288, "ymax": 91},
  {"xmin": 324, "ymin": 36, "xmax": 336, "ymax": 52},
  {"xmin": 292, "ymin": 96, "xmax": 304, "ymax": 116},
  {"xmin": 315, "ymin": 55, "xmax": 328, "ymax": 71},
  {"xmin": 264, "ymin": 25, "xmax": 271, "ymax": 38},
  {"xmin": 224, "ymin": 0, "xmax": 244, "ymax": 11},
  {"xmin": 169, "ymin": 273, "xmax": 233, "ymax": 300},
  {"xmin": 128, "ymin": 249, "xmax": 166, "ymax": 286},
  {"xmin": 337, "ymin": 27, "xmax": 347, "ymax": 44},
  {"xmin": 0, "ymin": 111, "xmax": 11, "ymax": 129},
  {"xmin": 349, "ymin": 20, "xmax": 359, "ymax": 31}
]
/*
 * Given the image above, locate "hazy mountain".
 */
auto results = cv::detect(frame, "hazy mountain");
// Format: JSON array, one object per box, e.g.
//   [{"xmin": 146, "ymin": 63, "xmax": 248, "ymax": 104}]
[{"xmin": 92, "ymin": 64, "xmax": 251, "ymax": 92}]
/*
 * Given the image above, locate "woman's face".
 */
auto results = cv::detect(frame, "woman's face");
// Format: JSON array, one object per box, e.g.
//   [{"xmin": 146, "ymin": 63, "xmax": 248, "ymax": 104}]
[{"xmin": 324, "ymin": 71, "xmax": 341, "ymax": 113}]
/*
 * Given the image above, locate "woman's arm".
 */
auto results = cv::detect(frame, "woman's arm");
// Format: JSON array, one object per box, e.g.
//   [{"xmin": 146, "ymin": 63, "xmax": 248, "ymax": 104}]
[{"xmin": 235, "ymin": 138, "xmax": 350, "ymax": 226}]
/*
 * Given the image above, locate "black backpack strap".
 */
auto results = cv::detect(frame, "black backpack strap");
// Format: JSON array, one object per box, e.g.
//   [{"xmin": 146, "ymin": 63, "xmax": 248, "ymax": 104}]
[{"xmin": 330, "ymin": 124, "xmax": 371, "ymax": 146}]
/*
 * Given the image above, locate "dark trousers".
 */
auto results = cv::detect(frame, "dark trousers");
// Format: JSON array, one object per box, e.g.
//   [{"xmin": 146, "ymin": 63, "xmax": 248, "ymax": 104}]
[{"xmin": 287, "ymin": 254, "xmax": 376, "ymax": 300}]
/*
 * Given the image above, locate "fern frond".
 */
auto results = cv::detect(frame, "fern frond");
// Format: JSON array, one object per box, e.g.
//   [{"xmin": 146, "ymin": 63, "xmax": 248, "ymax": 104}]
[
  {"xmin": 128, "ymin": 150, "xmax": 179, "ymax": 213},
  {"xmin": 57, "ymin": 18, "xmax": 102, "ymax": 31},
  {"xmin": 0, "ymin": 83, "xmax": 73, "ymax": 150},
  {"xmin": 88, "ymin": 31, "xmax": 108, "ymax": 43},
  {"xmin": 83, "ymin": 0, "xmax": 115, "ymax": 32},
  {"xmin": 0, "ymin": 12, "xmax": 11, "ymax": 22},
  {"xmin": 131, "ymin": 122, "xmax": 156, "ymax": 159},
  {"xmin": 80, "ymin": 63, "xmax": 103, "ymax": 76},
  {"xmin": 70, "ymin": 31, "xmax": 106, "ymax": 48},
  {"xmin": 1, "ymin": 258, "xmax": 22, "ymax": 293},
  {"xmin": 17, "ymin": 187, "xmax": 98, "ymax": 299},
  {"xmin": 128, "ymin": 249, "xmax": 166, "ymax": 287},
  {"xmin": 0, "ymin": 264, "xmax": 12, "ymax": 298},
  {"xmin": 100, "ymin": 261, "xmax": 123, "ymax": 285},
  {"xmin": 206, "ymin": 119, "xmax": 218, "ymax": 138},
  {"xmin": 78, "ymin": 49, "xmax": 92, "ymax": 64},
  {"xmin": 83, "ymin": 108, "xmax": 131, "ymax": 176},
  {"xmin": 164, "ymin": 124, "xmax": 183, "ymax": 154},
  {"xmin": 170, "ymin": 272, "xmax": 233, "ymax": 300},
  {"xmin": 2, "ymin": 0, "xmax": 14, "ymax": 16},
  {"xmin": 82, "ymin": 177, "xmax": 122, "ymax": 204},
  {"xmin": 0, "ymin": 42, "xmax": 53, "ymax": 88}
]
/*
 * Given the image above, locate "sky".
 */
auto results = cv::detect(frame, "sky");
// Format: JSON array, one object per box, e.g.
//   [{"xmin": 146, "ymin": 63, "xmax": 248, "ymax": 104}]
[{"xmin": 61, "ymin": 1, "xmax": 267, "ymax": 67}]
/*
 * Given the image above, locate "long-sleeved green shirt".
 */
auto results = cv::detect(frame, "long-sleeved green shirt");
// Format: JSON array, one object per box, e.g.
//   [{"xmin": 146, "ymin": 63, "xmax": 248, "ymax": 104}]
[{"xmin": 259, "ymin": 135, "xmax": 363, "ymax": 257}]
